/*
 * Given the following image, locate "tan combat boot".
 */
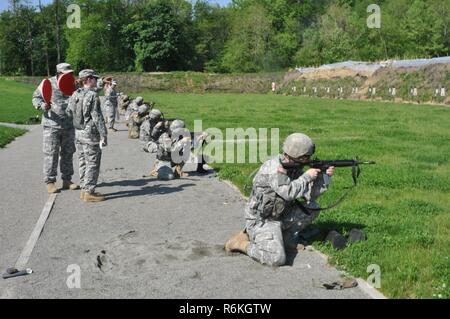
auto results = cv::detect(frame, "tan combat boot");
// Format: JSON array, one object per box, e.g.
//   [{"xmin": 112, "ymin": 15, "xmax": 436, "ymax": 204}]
[
  {"xmin": 174, "ymin": 165, "xmax": 188, "ymax": 178},
  {"xmin": 83, "ymin": 192, "xmax": 106, "ymax": 202},
  {"xmin": 225, "ymin": 230, "xmax": 250, "ymax": 254},
  {"xmin": 80, "ymin": 191, "xmax": 86, "ymax": 200},
  {"xmin": 47, "ymin": 183, "xmax": 58, "ymax": 194},
  {"xmin": 62, "ymin": 180, "xmax": 79, "ymax": 190}
]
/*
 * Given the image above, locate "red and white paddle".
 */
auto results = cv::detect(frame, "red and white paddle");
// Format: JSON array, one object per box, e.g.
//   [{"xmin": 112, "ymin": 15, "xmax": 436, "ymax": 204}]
[
  {"xmin": 38, "ymin": 79, "xmax": 52, "ymax": 116},
  {"xmin": 57, "ymin": 72, "xmax": 76, "ymax": 96}
]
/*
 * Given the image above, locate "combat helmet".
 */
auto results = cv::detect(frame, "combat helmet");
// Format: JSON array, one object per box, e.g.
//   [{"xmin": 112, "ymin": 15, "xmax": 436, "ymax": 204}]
[
  {"xmin": 283, "ymin": 133, "xmax": 315, "ymax": 158},
  {"xmin": 135, "ymin": 96, "xmax": 144, "ymax": 105},
  {"xmin": 138, "ymin": 104, "xmax": 150, "ymax": 115},
  {"xmin": 149, "ymin": 109, "xmax": 162, "ymax": 120},
  {"xmin": 169, "ymin": 120, "xmax": 185, "ymax": 132}
]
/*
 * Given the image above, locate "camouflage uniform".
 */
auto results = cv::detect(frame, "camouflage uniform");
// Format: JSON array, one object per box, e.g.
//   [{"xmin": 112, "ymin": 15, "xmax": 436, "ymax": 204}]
[
  {"xmin": 118, "ymin": 94, "xmax": 130, "ymax": 115},
  {"xmin": 125, "ymin": 98, "xmax": 142, "ymax": 122},
  {"xmin": 104, "ymin": 86, "xmax": 118, "ymax": 129},
  {"xmin": 140, "ymin": 109, "xmax": 163, "ymax": 152},
  {"xmin": 155, "ymin": 130, "xmax": 190, "ymax": 180},
  {"xmin": 140, "ymin": 119, "xmax": 156, "ymax": 151},
  {"xmin": 244, "ymin": 155, "xmax": 331, "ymax": 266},
  {"xmin": 128, "ymin": 111, "xmax": 147, "ymax": 139},
  {"xmin": 67, "ymin": 87, "xmax": 107, "ymax": 195},
  {"xmin": 32, "ymin": 75, "xmax": 75, "ymax": 185}
]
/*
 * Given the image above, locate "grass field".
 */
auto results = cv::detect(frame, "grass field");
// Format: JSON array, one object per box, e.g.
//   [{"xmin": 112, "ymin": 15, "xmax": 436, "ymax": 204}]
[
  {"xmin": 1, "ymin": 78, "xmax": 449, "ymax": 298},
  {"xmin": 145, "ymin": 92, "xmax": 450, "ymax": 299},
  {"xmin": 0, "ymin": 125, "xmax": 26, "ymax": 148},
  {"xmin": 0, "ymin": 78, "xmax": 40, "ymax": 124}
]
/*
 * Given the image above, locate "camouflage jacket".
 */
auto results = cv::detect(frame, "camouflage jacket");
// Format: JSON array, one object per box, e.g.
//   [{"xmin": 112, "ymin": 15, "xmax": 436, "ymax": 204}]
[
  {"xmin": 156, "ymin": 132, "xmax": 190, "ymax": 164},
  {"xmin": 32, "ymin": 76, "xmax": 73, "ymax": 129},
  {"xmin": 67, "ymin": 88, "xmax": 107, "ymax": 145},
  {"xmin": 104, "ymin": 87, "xmax": 118, "ymax": 109},
  {"xmin": 245, "ymin": 155, "xmax": 331, "ymax": 221},
  {"xmin": 140, "ymin": 118, "xmax": 161, "ymax": 150}
]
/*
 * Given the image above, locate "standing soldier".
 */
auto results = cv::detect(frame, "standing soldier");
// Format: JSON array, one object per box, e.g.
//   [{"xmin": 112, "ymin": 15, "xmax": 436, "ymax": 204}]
[
  {"xmin": 103, "ymin": 79, "xmax": 118, "ymax": 132},
  {"xmin": 67, "ymin": 69, "xmax": 108, "ymax": 202},
  {"xmin": 32, "ymin": 63, "xmax": 78, "ymax": 194},
  {"xmin": 225, "ymin": 133, "xmax": 335, "ymax": 267}
]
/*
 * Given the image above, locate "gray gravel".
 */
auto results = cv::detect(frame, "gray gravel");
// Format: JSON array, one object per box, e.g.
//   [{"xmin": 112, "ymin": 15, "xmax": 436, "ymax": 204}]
[{"xmin": 0, "ymin": 122, "xmax": 370, "ymax": 299}]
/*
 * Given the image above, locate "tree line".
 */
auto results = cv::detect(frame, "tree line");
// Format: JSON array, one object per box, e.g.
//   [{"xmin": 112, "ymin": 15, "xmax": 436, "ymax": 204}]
[{"xmin": 0, "ymin": 0, "xmax": 448, "ymax": 76}]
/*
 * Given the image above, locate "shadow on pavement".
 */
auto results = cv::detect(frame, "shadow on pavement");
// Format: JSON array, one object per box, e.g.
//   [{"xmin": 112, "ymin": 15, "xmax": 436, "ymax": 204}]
[
  {"xmin": 98, "ymin": 179, "xmax": 151, "ymax": 187},
  {"xmin": 104, "ymin": 183, "xmax": 196, "ymax": 200}
]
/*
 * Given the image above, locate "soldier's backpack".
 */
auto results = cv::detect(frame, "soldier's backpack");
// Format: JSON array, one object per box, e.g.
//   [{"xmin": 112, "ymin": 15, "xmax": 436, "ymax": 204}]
[{"xmin": 70, "ymin": 89, "xmax": 86, "ymax": 130}]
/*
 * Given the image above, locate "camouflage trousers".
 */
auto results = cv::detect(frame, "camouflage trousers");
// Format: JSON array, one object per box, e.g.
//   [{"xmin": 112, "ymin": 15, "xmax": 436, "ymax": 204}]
[
  {"xmin": 42, "ymin": 126, "xmax": 76, "ymax": 184},
  {"xmin": 246, "ymin": 206, "xmax": 320, "ymax": 267},
  {"xmin": 105, "ymin": 105, "xmax": 116, "ymax": 129},
  {"xmin": 76, "ymin": 141, "xmax": 102, "ymax": 194}
]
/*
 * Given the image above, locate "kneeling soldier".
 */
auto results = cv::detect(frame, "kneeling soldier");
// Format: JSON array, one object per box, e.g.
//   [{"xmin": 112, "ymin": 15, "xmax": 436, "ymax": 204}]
[
  {"xmin": 140, "ymin": 108, "xmax": 163, "ymax": 152},
  {"xmin": 154, "ymin": 120, "xmax": 191, "ymax": 180},
  {"xmin": 128, "ymin": 104, "xmax": 150, "ymax": 139},
  {"xmin": 225, "ymin": 133, "xmax": 334, "ymax": 266}
]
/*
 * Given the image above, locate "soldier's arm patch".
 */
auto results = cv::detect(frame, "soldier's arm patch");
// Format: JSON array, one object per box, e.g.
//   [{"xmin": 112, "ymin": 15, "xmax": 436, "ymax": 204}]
[{"xmin": 277, "ymin": 171, "xmax": 290, "ymax": 186}]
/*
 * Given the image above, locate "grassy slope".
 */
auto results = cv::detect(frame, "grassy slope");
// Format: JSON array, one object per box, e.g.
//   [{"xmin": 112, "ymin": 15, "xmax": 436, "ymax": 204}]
[
  {"xmin": 144, "ymin": 91, "xmax": 450, "ymax": 299},
  {"xmin": 0, "ymin": 78, "xmax": 40, "ymax": 124},
  {"xmin": 0, "ymin": 125, "xmax": 26, "ymax": 148}
]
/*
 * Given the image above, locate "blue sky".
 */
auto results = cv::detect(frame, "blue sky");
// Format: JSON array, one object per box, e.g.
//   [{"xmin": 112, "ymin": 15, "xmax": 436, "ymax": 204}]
[{"xmin": 0, "ymin": 0, "xmax": 231, "ymax": 12}]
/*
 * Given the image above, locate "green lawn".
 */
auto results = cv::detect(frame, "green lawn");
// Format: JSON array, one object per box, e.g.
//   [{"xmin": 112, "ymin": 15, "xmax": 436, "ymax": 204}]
[
  {"xmin": 144, "ymin": 91, "xmax": 450, "ymax": 299},
  {"xmin": 0, "ymin": 125, "xmax": 26, "ymax": 148},
  {"xmin": 1, "ymin": 78, "xmax": 449, "ymax": 298},
  {"xmin": 0, "ymin": 78, "xmax": 40, "ymax": 124}
]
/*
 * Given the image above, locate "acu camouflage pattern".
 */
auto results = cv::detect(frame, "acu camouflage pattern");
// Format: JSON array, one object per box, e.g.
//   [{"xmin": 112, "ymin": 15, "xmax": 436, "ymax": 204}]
[
  {"xmin": 245, "ymin": 155, "xmax": 331, "ymax": 266},
  {"xmin": 140, "ymin": 118, "xmax": 163, "ymax": 151},
  {"xmin": 76, "ymin": 141, "xmax": 102, "ymax": 194},
  {"xmin": 118, "ymin": 94, "xmax": 131, "ymax": 115},
  {"xmin": 103, "ymin": 86, "xmax": 118, "ymax": 129},
  {"xmin": 67, "ymin": 88, "xmax": 107, "ymax": 194},
  {"xmin": 32, "ymin": 76, "xmax": 76, "ymax": 183},
  {"xmin": 32, "ymin": 76, "xmax": 73, "ymax": 129},
  {"xmin": 68, "ymin": 88, "xmax": 107, "ymax": 145},
  {"xmin": 125, "ymin": 98, "xmax": 142, "ymax": 121},
  {"xmin": 155, "ymin": 132, "xmax": 190, "ymax": 180},
  {"xmin": 128, "ymin": 112, "xmax": 147, "ymax": 139}
]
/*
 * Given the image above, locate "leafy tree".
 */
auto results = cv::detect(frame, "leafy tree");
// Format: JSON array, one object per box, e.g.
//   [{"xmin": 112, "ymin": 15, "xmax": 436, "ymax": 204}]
[
  {"xmin": 193, "ymin": 0, "xmax": 230, "ymax": 72},
  {"xmin": 65, "ymin": 0, "xmax": 133, "ymax": 72},
  {"xmin": 122, "ymin": 0, "xmax": 189, "ymax": 71},
  {"xmin": 221, "ymin": 3, "xmax": 274, "ymax": 72}
]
